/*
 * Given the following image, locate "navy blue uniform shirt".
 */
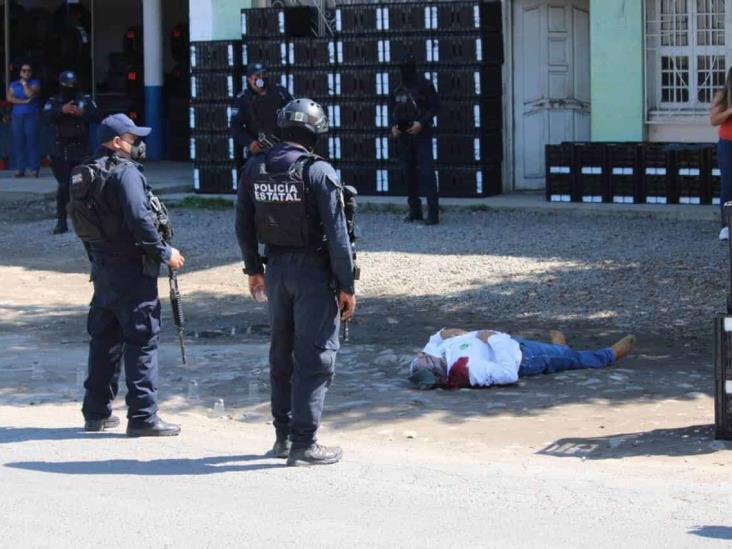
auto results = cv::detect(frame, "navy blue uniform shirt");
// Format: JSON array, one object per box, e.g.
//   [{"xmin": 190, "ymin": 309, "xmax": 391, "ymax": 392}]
[
  {"xmin": 390, "ymin": 77, "xmax": 440, "ymax": 138},
  {"xmin": 236, "ymin": 142, "xmax": 355, "ymax": 295},
  {"xmin": 87, "ymin": 148, "xmax": 172, "ymax": 263},
  {"xmin": 229, "ymin": 85, "xmax": 293, "ymax": 150}
]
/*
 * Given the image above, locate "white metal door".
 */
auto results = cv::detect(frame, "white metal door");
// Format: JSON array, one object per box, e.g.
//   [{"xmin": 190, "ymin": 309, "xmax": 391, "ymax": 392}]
[{"xmin": 512, "ymin": 0, "xmax": 590, "ymax": 190}]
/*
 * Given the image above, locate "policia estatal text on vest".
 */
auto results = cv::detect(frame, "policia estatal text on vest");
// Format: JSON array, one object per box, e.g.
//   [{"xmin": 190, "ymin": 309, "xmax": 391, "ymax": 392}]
[
  {"xmin": 236, "ymin": 98, "xmax": 356, "ymax": 467},
  {"xmin": 67, "ymin": 114, "xmax": 186, "ymax": 437}
]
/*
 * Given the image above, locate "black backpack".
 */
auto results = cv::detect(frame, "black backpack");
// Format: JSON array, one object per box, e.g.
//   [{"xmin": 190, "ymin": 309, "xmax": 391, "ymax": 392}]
[{"xmin": 67, "ymin": 155, "xmax": 126, "ymax": 243}]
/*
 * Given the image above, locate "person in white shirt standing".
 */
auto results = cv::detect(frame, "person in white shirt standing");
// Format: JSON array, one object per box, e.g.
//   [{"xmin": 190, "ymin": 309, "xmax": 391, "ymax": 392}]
[{"xmin": 408, "ymin": 328, "xmax": 635, "ymax": 389}]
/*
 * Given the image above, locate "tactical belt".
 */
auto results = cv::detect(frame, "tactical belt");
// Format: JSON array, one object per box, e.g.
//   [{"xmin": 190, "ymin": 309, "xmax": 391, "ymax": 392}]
[
  {"xmin": 89, "ymin": 253, "xmax": 144, "ymax": 267},
  {"xmin": 266, "ymin": 251, "xmax": 330, "ymax": 270}
]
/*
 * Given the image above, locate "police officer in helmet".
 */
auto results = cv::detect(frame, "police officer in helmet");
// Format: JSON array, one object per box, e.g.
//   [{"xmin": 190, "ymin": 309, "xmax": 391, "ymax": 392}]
[
  {"xmin": 43, "ymin": 70, "xmax": 100, "ymax": 234},
  {"xmin": 236, "ymin": 98, "xmax": 356, "ymax": 466},
  {"xmin": 69, "ymin": 114, "xmax": 185, "ymax": 436},
  {"xmin": 230, "ymin": 62, "xmax": 293, "ymax": 160},
  {"xmin": 391, "ymin": 53, "xmax": 441, "ymax": 225}
]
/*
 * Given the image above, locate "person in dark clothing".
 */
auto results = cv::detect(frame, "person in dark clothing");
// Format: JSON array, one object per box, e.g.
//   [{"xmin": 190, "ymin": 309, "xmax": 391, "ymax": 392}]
[
  {"xmin": 43, "ymin": 70, "xmax": 100, "ymax": 235},
  {"xmin": 236, "ymin": 98, "xmax": 356, "ymax": 466},
  {"xmin": 72, "ymin": 114, "xmax": 186, "ymax": 437},
  {"xmin": 390, "ymin": 53, "xmax": 441, "ymax": 225},
  {"xmin": 230, "ymin": 62, "xmax": 293, "ymax": 161}
]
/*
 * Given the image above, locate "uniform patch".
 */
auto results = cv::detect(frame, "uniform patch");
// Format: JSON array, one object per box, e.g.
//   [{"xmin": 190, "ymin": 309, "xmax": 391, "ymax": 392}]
[{"xmin": 253, "ymin": 182, "xmax": 302, "ymax": 202}]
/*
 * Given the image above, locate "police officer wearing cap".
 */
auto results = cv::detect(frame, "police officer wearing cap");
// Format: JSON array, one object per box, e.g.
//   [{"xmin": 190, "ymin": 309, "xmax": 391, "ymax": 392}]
[
  {"xmin": 74, "ymin": 114, "xmax": 185, "ymax": 437},
  {"xmin": 43, "ymin": 70, "xmax": 100, "ymax": 235},
  {"xmin": 236, "ymin": 98, "xmax": 356, "ymax": 466},
  {"xmin": 230, "ymin": 62, "xmax": 293, "ymax": 160},
  {"xmin": 391, "ymin": 53, "xmax": 441, "ymax": 225}
]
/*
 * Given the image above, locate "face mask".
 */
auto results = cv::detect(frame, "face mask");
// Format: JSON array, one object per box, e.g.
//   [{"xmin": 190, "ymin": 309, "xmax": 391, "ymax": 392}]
[
  {"xmin": 130, "ymin": 138, "xmax": 146, "ymax": 161},
  {"xmin": 255, "ymin": 77, "xmax": 268, "ymax": 89}
]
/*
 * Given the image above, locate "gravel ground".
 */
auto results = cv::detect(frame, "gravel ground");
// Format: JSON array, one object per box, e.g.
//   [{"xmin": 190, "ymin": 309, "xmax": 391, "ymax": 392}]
[{"xmin": 0, "ymin": 196, "xmax": 726, "ymax": 345}]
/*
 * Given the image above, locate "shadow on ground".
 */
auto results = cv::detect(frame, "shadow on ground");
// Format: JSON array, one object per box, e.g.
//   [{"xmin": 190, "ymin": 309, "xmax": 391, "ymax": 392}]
[
  {"xmin": 4, "ymin": 454, "xmax": 280, "ymax": 475},
  {"xmin": 538, "ymin": 424, "xmax": 726, "ymax": 460},
  {"xmin": 688, "ymin": 526, "xmax": 732, "ymax": 540}
]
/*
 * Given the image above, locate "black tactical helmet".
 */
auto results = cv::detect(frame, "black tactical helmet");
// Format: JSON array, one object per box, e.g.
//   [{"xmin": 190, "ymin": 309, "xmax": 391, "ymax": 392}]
[
  {"xmin": 59, "ymin": 70, "xmax": 78, "ymax": 89},
  {"xmin": 276, "ymin": 98, "xmax": 328, "ymax": 135}
]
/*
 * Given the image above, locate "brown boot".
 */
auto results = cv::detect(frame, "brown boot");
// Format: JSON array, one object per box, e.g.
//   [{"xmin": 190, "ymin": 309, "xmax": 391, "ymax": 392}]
[
  {"xmin": 549, "ymin": 330, "xmax": 567, "ymax": 345},
  {"xmin": 611, "ymin": 335, "xmax": 636, "ymax": 361}
]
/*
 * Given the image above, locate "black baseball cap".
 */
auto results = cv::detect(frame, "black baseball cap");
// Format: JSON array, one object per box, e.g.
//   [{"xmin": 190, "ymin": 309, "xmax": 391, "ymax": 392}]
[
  {"xmin": 247, "ymin": 62, "xmax": 267, "ymax": 76},
  {"xmin": 98, "ymin": 113, "xmax": 151, "ymax": 143}
]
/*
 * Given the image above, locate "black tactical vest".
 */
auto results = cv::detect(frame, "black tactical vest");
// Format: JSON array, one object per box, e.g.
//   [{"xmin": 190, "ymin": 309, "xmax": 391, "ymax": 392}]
[
  {"xmin": 251, "ymin": 155, "xmax": 322, "ymax": 248},
  {"xmin": 67, "ymin": 154, "xmax": 129, "ymax": 243},
  {"xmin": 393, "ymin": 86, "xmax": 420, "ymax": 131}
]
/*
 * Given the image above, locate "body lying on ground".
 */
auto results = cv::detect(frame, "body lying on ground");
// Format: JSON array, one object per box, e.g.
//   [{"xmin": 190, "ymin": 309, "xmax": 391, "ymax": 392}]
[{"xmin": 408, "ymin": 328, "xmax": 635, "ymax": 390}]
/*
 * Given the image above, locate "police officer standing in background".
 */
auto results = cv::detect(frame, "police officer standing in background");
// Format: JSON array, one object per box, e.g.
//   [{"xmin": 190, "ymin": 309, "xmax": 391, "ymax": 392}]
[
  {"xmin": 230, "ymin": 62, "xmax": 293, "ymax": 160},
  {"xmin": 391, "ymin": 53, "xmax": 441, "ymax": 225},
  {"xmin": 236, "ymin": 98, "xmax": 356, "ymax": 466},
  {"xmin": 68, "ymin": 114, "xmax": 185, "ymax": 437},
  {"xmin": 43, "ymin": 70, "xmax": 100, "ymax": 235}
]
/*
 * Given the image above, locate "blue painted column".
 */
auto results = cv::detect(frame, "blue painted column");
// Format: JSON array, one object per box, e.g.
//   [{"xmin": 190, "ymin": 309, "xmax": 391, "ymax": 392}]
[{"xmin": 143, "ymin": 0, "xmax": 164, "ymax": 159}]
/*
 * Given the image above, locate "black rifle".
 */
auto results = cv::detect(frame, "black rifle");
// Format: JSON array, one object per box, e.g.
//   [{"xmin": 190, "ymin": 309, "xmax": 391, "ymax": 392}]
[
  {"xmin": 149, "ymin": 194, "xmax": 188, "ymax": 366},
  {"xmin": 342, "ymin": 185, "xmax": 360, "ymax": 342},
  {"xmin": 257, "ymin": 132, "xmax": 279, "ymax": 151}
]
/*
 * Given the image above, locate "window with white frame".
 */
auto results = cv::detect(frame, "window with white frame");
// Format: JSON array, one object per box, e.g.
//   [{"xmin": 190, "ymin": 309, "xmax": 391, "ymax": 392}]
[{"xmin": 645, "ymin": 0, "xmax": 727, "ymax": 118}]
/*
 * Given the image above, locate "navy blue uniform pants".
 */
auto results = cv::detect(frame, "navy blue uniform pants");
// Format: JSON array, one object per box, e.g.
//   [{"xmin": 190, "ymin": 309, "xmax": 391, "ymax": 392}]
[
  {"xmin": 718, "ymin": 139, "xmax": 732, "ymax": 226},
  {"xmin": 82, "ymin": 257, "xmax": 161, "ymax": 423},
  {"xmin": 398, "ymin": 134, "xmax": 439, "ymax": 222},
  {"xmin": 265, "ymin": 253, "xmax": 340, "ymax": 449},
  {"xmin": 51, "ymin": 156, "xmax": 78, "ymax": 224}
]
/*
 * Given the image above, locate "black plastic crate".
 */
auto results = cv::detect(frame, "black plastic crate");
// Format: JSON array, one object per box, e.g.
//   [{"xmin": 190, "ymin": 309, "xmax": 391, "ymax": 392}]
[
  {"xmin": 545, "ymin": 143, "xmax": 574, "ymax": 202},
  {"xmin": 674, "ymin": 145, "xmax": 708, "ymax": 205},
  {"xmin": 605, "ymin": 143, "xmax": 641, "ymax": 204},
  {"xmin": 190, "ymin": 101, "xmax": 234, "ymax": 132},
  {"xmin": 190, "ymin": 72, "xmax": 240, "ymax": 101},
  {"xmin": 290, "ymin": 69, "xmax": 332, "ymax": 98},
  {"xmin": 190, "ymin": 40, "xmax": 242, "ymax": 72},
  {"xmin": 190, "ymin": 132, "xmax": 237, "ymax": 163},
  {"xmin": 640, "ymin": 143, "xmax": 675, "ymax": 204},
  {"xmin": 241, "ymin": 8, "xmax": 282, "ymax": 38},
  {"xmin": 437, "ymin": 2, "xmax": 482, "ymax": 32},
  {"xmin": 334, "ymin": 162, "xmax": 401, "ymax": 196},
  {"xmin": 709, "ymin": 145, "xmax": 722, "ymax": 206},
  {"xmin": 437, "ymin": 165, "xmax": 489, "ymax": 197},
  {"xmin": 194, "ymin": 162, "xmax": 239, "ymax": 194},
  {"xmin": 323, "ymin": 101, "xmax": 389, "ymax": 131},
  {"xmin": 241, "ymin": 6, "xmax": 316, "ymax": 38},
  {"xmin": 715, "ymin": 313, "xmax": 732, "ymax": 440},
  {"xmin": 434, "ymin": 133, "xmax": 483, "ymax": 164},
  {"xmin": 574, "ymin": 142, "xmax": 607, "ymax": 203},
  {"xmin": 389, "ymin": 3, "xmax": 430, "ymax": 32},
  {"xmin": 333, "ymin": 5, "xmax": 380, "ymax": 34},
  {"xmin": 334, "ymin": 132, "xmax": 392, "ymax": 162},
  {"xmin": 435, "ymin": 99, "xmax": 503, "ymax": 132}
]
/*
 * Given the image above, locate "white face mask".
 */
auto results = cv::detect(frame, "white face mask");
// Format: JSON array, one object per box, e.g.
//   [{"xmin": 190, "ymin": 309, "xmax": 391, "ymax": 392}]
[{"xmin": 255, "ymin": 78, "xmax": 265, "ymax": 89}]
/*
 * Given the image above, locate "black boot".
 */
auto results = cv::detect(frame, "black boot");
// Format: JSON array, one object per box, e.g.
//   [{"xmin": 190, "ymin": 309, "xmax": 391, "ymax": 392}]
[
  {"xmin": 269, "ymin": 436, "xmax": 292, "ymax": 459},
  {"xmin": 126, "ymin": 416, "xmax": 181, "ymax": 437},
  {"xmin": 84, "ymin": 415, "xmax": 121, "ymax": 432},
  {"xmin": 286, "ymin": 443, "xmax": 343, "ymax": 467},
  {"xmin": 52, "ymin": 220, "xmax": 68, "ymax": 235}
]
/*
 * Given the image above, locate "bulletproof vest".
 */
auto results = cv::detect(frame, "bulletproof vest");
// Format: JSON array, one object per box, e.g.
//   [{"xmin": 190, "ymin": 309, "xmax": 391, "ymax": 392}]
[
  {"xmin": 393, "ymin": 86, "xmax": 420, "ymax": 131},
  {"xmin": 67, "ymin": 154, "xmax": 129, "ymax": 243},
  {"xmin": 56, "ymin": 96, "xmax": 90, "ymax": 144},
  {"xmin": 251, "ymin": 155, "xmax": 322, "ymax": 248}
]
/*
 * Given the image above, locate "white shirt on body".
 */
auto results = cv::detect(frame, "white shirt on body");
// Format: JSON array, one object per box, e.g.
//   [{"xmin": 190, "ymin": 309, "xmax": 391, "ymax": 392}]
[{"xmin": 421, "ymin": 330, "xmax": 522, "ymax": 387}]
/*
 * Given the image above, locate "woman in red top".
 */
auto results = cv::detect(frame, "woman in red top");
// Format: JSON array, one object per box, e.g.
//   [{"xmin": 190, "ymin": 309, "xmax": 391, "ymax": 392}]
[{"xmin": 710, "ymin": 68, "xmax": 732, "ymax": 240}]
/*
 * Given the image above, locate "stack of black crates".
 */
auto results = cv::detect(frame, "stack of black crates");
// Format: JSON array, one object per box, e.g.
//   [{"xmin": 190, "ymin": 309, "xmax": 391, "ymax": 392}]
[
  {"xmin": 546, "ymin": 142, "xmax": 721, "ymax": 206},
  {"xmin": 190, "ymin": 1, "xmax": 503, "ymax": 195},
  {"xmin": 189, "ymin": 40, "xmax": 243, "ymax": 192}
]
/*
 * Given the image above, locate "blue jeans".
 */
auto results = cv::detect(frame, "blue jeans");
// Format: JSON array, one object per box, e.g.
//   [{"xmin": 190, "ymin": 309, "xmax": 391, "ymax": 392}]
[
  {"xmin": 513, "ymin": 337, "xmax": 615, "ymax": 377},
  {"xmin": 718, "ymin": 139, "xmax": 732, "ymax": 226},
  {"xmin": 10, "ymin": 111, "xmax": 41, "ymax": 172}
]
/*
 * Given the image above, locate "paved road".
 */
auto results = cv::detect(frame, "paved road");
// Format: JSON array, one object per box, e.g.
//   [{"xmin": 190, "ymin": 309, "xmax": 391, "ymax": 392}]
[{"xmin": 1, "ymin": 406, "xmax": 730, "ymax": 549}]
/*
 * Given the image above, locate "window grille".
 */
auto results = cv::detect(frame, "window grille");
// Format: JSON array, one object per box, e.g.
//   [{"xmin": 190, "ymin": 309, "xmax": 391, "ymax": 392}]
[{"xmin": 645, "ymin": 0, "xmax": 727, "ymax": 118}]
